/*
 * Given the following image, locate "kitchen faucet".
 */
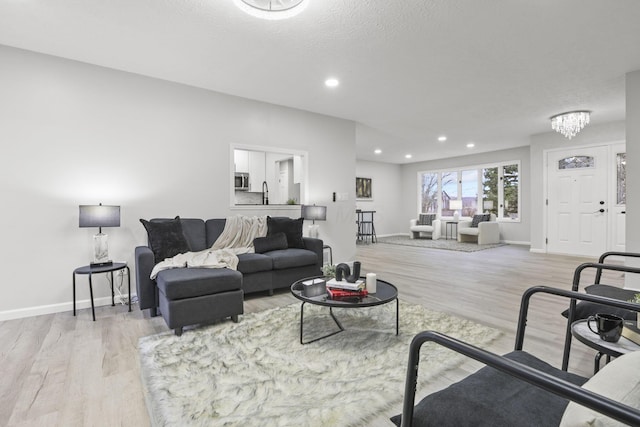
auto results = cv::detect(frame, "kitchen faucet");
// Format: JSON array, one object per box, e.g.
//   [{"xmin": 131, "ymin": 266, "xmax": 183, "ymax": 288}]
[{"xmin": 262, "ymin": 181, "xmax": 269, "ymax": 205}]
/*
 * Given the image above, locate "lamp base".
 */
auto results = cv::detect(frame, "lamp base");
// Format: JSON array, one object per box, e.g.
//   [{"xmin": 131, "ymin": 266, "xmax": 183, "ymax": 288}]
[
  {"xmin": 308, "ymin": 224, "xmax": 319, "ymax": 239},
  {"xmin": 93, "ymin": 232, "xmax": 111, "ymax": 265}
]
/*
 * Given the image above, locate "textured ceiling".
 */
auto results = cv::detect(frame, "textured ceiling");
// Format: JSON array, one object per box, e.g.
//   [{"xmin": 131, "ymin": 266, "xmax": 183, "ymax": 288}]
[{"xmin": 1, "ymin": 0, "xmax": 639, "ymax": 163}]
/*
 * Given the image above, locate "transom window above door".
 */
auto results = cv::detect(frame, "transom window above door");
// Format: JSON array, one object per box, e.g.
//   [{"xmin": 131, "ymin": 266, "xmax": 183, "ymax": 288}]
[{"xmin": 557, "ymin": 156, "xmax": 595, "ymax": 170}]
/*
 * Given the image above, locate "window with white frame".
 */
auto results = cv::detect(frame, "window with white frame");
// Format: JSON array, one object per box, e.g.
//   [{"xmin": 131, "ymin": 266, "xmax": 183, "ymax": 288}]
[{"xmin": 418, "ymin": 161, "xmax": 520, "ymax": 221}]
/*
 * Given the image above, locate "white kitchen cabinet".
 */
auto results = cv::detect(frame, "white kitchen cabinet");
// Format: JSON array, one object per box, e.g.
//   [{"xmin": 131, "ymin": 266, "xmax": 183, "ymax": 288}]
[
  {"xmin": 234, "ymin": 150, "xmax": 249, "ymax": 173},
  {"xmin": 248, "ymin": 150, "xmax": 265, "ymax": 192}
]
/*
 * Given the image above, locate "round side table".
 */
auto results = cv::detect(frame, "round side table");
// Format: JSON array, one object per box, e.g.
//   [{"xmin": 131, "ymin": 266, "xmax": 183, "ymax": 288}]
[
  {"xmin": 571, "ymin": 319, "xmax": 640, "ymax": 373},
  {"xmin": 73, "ymin": 262, "xmax": 130, "ymax": 321}
]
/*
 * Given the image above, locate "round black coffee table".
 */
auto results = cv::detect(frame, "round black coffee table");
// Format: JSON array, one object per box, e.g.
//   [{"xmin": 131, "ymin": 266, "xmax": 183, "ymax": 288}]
[{"xmin": 291, "ymin": 276, "xmax": 398, "ymax": 344}]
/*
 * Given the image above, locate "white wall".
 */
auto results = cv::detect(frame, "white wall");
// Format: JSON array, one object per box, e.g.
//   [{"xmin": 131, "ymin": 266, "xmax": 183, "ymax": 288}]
[
  {"xmin": 625, "ymin": 71, "xmax": 640, "ymax": 288},
  {"xmin": 529, "ymin": 121, "xmax": 626, "ymax": 252},
  {"xmin": 355, "ymin": 160, "xmax": 403, "ymax": 236},
  {"xmin": 399, "ymin": 146, "xmax": 531, "ymax": 244},
  {"xmin": 0, "ymin": 45, "xmax": 357, "ymax": 319}
]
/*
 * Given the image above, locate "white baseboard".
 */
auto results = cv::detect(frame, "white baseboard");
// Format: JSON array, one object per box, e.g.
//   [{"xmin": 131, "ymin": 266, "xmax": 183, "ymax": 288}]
[
  {"xmin": 502, "ymin": 240, "xmax": 531, "ymax": 246},
  {"xmin": 375, "ymin": 233, "xmax": 409, "ymax": 238},
  {"xmin": 0, "ymin": 294, "xmax": 133, "ymax": 322}
]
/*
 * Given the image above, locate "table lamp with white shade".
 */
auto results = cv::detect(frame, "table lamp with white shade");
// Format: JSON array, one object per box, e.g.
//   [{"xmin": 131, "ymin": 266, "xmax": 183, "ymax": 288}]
[{"xmin": 449, "ymin": 199, "xmax": 462, "ymax": 221}]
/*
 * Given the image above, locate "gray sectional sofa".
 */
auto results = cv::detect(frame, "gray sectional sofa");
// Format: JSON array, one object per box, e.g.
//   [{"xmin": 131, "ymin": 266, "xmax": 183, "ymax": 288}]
[{"xmin": 135, "ymin": 217, "xmax": 323, "ymax": 335}]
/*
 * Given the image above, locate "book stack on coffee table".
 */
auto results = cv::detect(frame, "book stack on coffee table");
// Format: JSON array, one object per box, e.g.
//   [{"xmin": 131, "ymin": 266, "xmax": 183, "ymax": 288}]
[
  {"xmin": 622, "ymin": 320, "xmax": 640, "ymax": 345},
  {"xmin": 326, "ymin": 278, "xmax": 368, "ymax": 300}
]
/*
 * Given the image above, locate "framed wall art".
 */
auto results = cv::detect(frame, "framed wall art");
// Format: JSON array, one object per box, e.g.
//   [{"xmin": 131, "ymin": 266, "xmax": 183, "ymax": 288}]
[{"xmin": 356, "ymin": 177, "xmax": 372, "ymax": 200}]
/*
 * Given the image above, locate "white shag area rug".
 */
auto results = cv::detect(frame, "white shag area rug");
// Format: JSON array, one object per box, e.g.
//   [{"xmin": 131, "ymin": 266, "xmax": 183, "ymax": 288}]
[{"xmin": 139, "ymin": 301, "xmax": 501, "ymax": 427}]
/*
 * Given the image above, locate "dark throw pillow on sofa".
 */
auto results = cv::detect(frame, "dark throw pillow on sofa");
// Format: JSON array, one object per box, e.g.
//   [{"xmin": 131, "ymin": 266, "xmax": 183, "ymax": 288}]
[
  {"xmin": 254, "ymin": 232, "xmax": 288, "ymax": 253},
  {"xmin": 471, "ymin": 214, "xmax": 490, "ymax": 228},
  {"xmin": 140, "ymin": 216, "xmax": 191, "ymax": 264},
  {"xmin": 267, "ymin": 216, "xmax": 305, "ymax": 249},
  {"xmin": 418, "ymin": 214, "xmax": 436, "ymax": 226}
]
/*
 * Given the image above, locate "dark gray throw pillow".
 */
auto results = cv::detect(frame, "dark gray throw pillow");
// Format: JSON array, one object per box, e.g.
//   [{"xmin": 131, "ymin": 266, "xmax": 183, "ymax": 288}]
[
  {"xmin": 471, "ymin": 214, "xmax": 490, "ymax": 228},
  {"xmin": 140, "ymin": 216, "xmax": 190, "ymax": 264},
  {"xmin": 254, "ymin": 232, "xmax": 288, "ymax": 253},
  {"xmin": 267, "ymin": 216, "xmax": 305, "ymax": 249},
  {"xmin": 560, "ymin": 284, "xmax": 639, "ymax": 320},
  {"xmin": 417, "ymin": 214, "xmax": 436, "ymax": 226}
]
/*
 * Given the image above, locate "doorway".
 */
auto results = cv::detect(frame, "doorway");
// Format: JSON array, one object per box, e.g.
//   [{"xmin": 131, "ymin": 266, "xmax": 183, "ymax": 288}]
[{"xmin": 545, "ymin": 143, "xmax": 625, "ymax": 257}]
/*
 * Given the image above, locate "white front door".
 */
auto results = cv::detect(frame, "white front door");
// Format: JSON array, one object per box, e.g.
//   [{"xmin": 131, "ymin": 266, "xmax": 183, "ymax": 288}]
[{"xmin": 546, "ymin": 146, "xmax": 609, "ymax": 257}]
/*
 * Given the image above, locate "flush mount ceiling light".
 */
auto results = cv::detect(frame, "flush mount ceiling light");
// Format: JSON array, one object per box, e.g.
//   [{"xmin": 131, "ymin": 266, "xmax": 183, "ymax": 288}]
[
  {"xmin": 438, "ymin": 136, "xmax": 447, "ymax": 142},
  {"xmin": 405, "ymin": 154, "xmax": 412, "ymax": 159},
  {"xmin": 374, "ymin": 149, "xmax": 382, "ymax": 154},
  {"xmin": 325, "ymin": 78, "xmax": 339, "ymax": 88},
  {"xmin": 466, "ymin": 143, "xmax": 475, "ymax": 148},
  {"xmin": 550, "ymin": 110, "xmax": 591, "ymax": 140},
  {"xmin": 234, "ymin": 0, "xmax": 308, "ymax": 20}
]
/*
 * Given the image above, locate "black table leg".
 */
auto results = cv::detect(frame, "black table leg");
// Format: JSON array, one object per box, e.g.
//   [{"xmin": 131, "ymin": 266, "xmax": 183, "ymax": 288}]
[
  {"xmin": 110, "ymin": 271, "xmax": 115, "ymax": 306},
  {"xmin": 88, "ymin": 273, "xmax": 96, "ymax": 321},
  {"xmin": 73, "ymin": 273, "xmax": 76, "ymax": 316},
  {"xmin": 594, "ymin": 352, "xmax": 603, "ymax": 374},
  {"xmin": 395, "ymin": 297, "xmax": 399, "ymax": 336},
  {"xmin": 299, "ymin": 302, "xmax": 344, "ymax": 345},
  {"xmin": 126, "ymin": 266, "xmax": 131, "ymax": 312}
]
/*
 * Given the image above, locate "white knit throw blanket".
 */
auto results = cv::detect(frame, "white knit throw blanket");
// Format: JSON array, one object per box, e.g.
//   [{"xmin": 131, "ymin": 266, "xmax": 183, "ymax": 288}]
[{"xmin": 149, "ymin": 215, "xmax": 268, "ymax": 279}]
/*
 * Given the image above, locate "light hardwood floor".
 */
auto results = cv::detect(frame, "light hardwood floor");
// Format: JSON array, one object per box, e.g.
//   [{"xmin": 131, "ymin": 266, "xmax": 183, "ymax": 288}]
[{"xmin": 0, "ymin": 243, "xmax": 623, "ymax": 427}]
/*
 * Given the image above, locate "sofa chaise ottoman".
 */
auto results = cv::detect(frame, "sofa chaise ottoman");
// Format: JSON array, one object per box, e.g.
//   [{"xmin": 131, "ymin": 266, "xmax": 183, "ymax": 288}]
[{"xmin": 135, "ymin": 216, "xmax": 323, "ymax": 335}]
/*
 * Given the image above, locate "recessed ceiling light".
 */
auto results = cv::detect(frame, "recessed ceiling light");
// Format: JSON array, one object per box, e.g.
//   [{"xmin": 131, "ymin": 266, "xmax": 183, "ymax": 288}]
[
  {"xmin": 325, "ymin": 78, "xmax": 339, "ymax": 88},
  {"xmin": 438, "ymin": 136, "xmax": 447, "ymax": 142},
  {"xmin": 374, "ymin": 149, "xmax": 382, "ymax": 154},
  {"xmin": 466, "ymin": 143, "xmax": 475, "ymax": 148},
  {"xmin": 405, "ymin": 154, "xmax": 412, "ymax": 159}
]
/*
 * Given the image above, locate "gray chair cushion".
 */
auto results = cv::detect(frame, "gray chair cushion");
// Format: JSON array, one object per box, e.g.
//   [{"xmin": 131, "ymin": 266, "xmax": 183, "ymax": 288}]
[
  {"xmin": 391, "ymin": 351, "xmax": 587, "ymax": 427},
  {"xmin": 237, "ymin": 253, "xmax": 273, "ymax": 274},
  {"xmin": 268, "ymin": 249, "xmax": 318, "ymax": 270},
  {"xmin": 156, "ymin": 268, "xmax": 242, "ymax": 300}
]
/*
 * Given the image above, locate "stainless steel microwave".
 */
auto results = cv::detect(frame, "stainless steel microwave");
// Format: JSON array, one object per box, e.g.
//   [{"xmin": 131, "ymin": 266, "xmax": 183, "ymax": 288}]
[{"xmin": 235, "ymin": 172, "xmax": 249, "ymax": 191}]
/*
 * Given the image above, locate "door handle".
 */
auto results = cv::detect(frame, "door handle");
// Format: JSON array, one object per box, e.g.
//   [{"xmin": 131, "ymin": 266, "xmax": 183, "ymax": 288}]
[{"xmin": 594, "ymin": 208, "xmax": 605, "ymax": 213}]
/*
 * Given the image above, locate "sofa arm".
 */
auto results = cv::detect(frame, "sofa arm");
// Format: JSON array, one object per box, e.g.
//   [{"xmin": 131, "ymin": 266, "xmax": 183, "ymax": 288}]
[
  {"xmin": 432, "ymin": 219, "xmax": 442, "ymax": 240},
  {"xmin": 303, "ymin": 237, "xmax": 324, "ymax": 270},
  {"xmin": 477, "ymin": 221, "xmax": 500, "ymax": 245},
  {"xmin": 135, "ymin": 246, "xmax": 158, "ymax": 311},
  {"xmin": 409, "ymin": 219, "xmax": 418, "ymax": 227}
]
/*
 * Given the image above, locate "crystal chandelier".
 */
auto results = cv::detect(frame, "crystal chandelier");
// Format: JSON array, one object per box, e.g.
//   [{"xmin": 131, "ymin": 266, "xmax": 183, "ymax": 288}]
[
  {"xmin": 234, "ymin": 0, "xmax": 308, "ymax": 20},
  {"xmin": 550, "ymin": 111, "xmax": 591, "ymax": 140}
]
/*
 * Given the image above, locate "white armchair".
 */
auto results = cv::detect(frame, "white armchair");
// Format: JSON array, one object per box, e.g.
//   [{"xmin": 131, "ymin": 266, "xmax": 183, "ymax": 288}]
[
  {"xmin": 409, "ymin": 215, "xmax": 441, "ymax": 240},
  {"xmin": 457, "ymin": 214, "xmax": 500, "ymax": 245}
]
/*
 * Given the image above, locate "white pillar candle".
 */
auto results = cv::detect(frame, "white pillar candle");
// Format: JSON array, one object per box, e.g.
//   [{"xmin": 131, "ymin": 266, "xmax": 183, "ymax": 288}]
[{"xmin": 366, "ymin": 273, "xmax": 377, "ymax": 293}]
